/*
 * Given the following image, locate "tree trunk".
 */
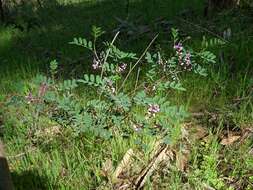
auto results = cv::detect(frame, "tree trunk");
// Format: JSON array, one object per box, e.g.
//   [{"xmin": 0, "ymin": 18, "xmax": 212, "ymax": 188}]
[
  {"xmin": 0, "ymin": 0, "xmax": 4, "ymax": 22},
  {"xmin": 205, "ymin": 0, "xmax": 240, "ymax": 17},
  {"xmin": 0, "ymin": 141, "xmax": 14, "ymax": 190}
]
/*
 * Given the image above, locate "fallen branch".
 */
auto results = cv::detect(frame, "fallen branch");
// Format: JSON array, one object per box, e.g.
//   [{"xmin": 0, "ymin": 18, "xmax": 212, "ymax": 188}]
[{"xmin": 134, "ymin": 144, "xmax": 174, "ymax": 189}]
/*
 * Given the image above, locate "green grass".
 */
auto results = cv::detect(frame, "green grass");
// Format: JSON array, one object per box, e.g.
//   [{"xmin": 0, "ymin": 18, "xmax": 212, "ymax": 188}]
[
  {"xmin": 0, "ymin": 0, "xmax": 204, "ymax": 91},
  {"xmin": 0, "ymin": 0, "xmax": 253, "ymax": 189}
]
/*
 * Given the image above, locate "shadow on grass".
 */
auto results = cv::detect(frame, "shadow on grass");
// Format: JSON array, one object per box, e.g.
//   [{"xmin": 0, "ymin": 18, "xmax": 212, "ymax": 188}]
[
  {"xmin": 0, "ymin": 0, "xmax": 203, "ymax": 87},
  {"xmin": 12, "ymin": 170, "xmax": 53, "ymax": 190}
]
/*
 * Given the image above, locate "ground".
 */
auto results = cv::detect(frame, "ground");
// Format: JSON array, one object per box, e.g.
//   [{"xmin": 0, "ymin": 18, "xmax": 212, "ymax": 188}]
[{"xmin": 0, "ymin": 0, "xmax": 252, "ymax": 189}]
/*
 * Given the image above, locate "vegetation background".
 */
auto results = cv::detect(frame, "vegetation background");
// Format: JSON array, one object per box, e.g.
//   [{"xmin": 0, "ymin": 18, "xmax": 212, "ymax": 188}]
[{"xmin": 0, "ymin": 0, "xmax": 252, "ymax": 189}]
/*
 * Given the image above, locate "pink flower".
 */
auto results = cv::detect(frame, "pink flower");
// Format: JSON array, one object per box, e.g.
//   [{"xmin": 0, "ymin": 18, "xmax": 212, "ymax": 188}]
[
  {"xmin": 92, "ymin": 58, "xmax": 101, "ymax": 70},
  {"xmin": 174, "ymin": 43, "xmax": 183, "ymax": 51},
  {"xmin": 185, "ymin": 52, "xmax": 191, "ymax": 65},
  {"xmin": 148, "ymin": 104, "xmax": 160, "ymax": 117},
  {"xmin": 174, "ymin": 43, "xmax": 184, "ymax": 65},
  {"xmin": 174, "ymin": 42, "xmax": 192, "ymax": 71},
  {"xmin": 184, "ymin": 52, "xmax": 192, "ymax": 71},
  {"xmin": 105, "ymin": 78, "xmax": 116, "ymax": 94},
  {"xmin": 117, "ymin": 63, "xmax": 127, "ymax": 73},
  {"xmin": 25, "ymin": 92, "xmax": 35, "ymax": 104}
]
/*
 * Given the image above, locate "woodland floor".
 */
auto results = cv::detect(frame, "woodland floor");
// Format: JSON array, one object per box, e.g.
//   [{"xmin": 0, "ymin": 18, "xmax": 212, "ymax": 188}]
[{"xmin": 0, "ymin": 0, "xmax": 252, "ymax": 189}]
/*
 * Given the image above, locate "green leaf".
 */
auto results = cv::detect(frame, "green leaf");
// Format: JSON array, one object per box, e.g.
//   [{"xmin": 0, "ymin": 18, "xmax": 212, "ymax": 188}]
[
  {"xmin": 145, "ymin": 52, "xmax": 154, "ymax": 64},
  {"xmin": 84, "ymin": 74, "xmax": 89, "ymax": 82},
  {"xmin": 169, "ymin": 81, "xmax": 186, "ymax": 91},
  {"xmin": 171, "ymin": 28, "xmax": 179, "ymax": 41},
  {"xmin": 90, "ymin": 74, "xmax": 95, "ymax": 83}
]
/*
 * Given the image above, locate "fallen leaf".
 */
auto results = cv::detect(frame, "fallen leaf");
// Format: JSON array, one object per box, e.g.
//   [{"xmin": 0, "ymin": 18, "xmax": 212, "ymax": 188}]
[
  {"xmin": 113, "ymin": 149, "xmax": 135, "ymax": 181},
  {"xmin": 192, "ymin": 126, "xmax": 208, "ymax": 140},
  {"xmin": 239, "ymin": 127, "xmax": 253, "ymax": 144},
  {"xmin": 101, "ymin": 159, "xmax": 113, "ymax": 177},
  {"xmin": 203, "ymin": 183, "xmax": 216, "ymax": 190},
  {"xmin": 175, "ymin": 149, "xmax": 190, "ymax": 172},
  {"xmin": 181, "ymin": 126, "xmax": 189, "ymax": 140},
  {"xmin": 134, "ymin": 144, "xmax": 174, "ymax": 189},
  {"xmin": 176, "ymin": 153, "xmax": 188, "ymax": 172},
  {"xmin": 220, "ymin": 135, "xmax": 241, "ymax": 145},
  {"xmin": 183, "ymin": 123, "xmax": 208, "ymax": 141}
]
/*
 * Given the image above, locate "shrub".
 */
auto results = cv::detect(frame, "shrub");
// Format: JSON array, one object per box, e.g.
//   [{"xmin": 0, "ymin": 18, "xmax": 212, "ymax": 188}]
[{"xmin": 5, "ymin": 27, "xmax": 217, "ymax": 146}]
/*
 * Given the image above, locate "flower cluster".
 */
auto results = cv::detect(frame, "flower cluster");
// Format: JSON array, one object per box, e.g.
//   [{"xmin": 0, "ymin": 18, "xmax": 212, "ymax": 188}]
[
  {"xmin": 157, "ymin": 54, "xmax": 167, "ymax": 72},
  {"xmin": 174, "ymin": 43, "xmax": 183, "ymax": 65},
  {"xmin": 92, "ymin": 57, "xmax": 102, "ymax": 70},
  {"xmin": 184, "ymin": 52, "xmax": 192, "ymax": 71},
  {"xmin": 116, "ymin": 63, "xmax": 127, "ymax": 73},
  {"xmin": 104, "ymin": 78, "xmax": 116, "ymax": 94},
  {"xmin": 148, "ymin": 104, "xmax": 160, "ymax": 117},
  {"xmin": 174, "ymin": 43, "xmax": 192, "ymax": 71},
  {"xmin": 25, "ymin": 83, "xmax": 48, "ymax": 104}
]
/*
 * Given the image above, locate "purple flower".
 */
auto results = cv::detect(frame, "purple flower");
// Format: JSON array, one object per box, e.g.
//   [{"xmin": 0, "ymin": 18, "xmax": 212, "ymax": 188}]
[
  {"xmin": 105, "ymin": 78, "xmax": 116, "ymax": 94},
  {"xmin": 185, "ymin": 52, "xmax": 191, "ymax": 64},
  {"xmin": 92, "ymin": 58, "xmax": 101, "ymax": 70},
  {"xmin": 174, "ymin": 43, "xmax": 183, "ymax": 51},
  {"xmin": 148, "ymin": 104, "xmax": 160, "ymax": 117},
  {"xmin": 174, "ymin": 42, "xmax": 192, "ymax": 71},
  {"xmin": 117, "ymin": 63, "xmax": 127, "ymax": 73},
  {"xmin": 25, "ymin": 92, "xmax": 35, "ymax": 104},
  {"xmin": 184, "ymin": 52, "xmax": 192, "ymax": 70},
  {"xmin": 174, "ymin": 43, "xmax": 184, "ymax": 65}
]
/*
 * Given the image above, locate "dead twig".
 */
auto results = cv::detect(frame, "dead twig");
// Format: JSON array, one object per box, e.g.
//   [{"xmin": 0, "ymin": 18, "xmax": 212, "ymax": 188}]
[
  {"xmin": 175, "ymin": 17, "xmax": 228, "ymax": 43},
  {"xmin": 134, "ymin": 144, "xmax": 173, "ymax": 189}
]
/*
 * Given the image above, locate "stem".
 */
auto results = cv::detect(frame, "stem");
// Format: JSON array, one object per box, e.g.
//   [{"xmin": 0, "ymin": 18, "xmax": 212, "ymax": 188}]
[
  {"xmin": 100, "ymin": 31, "xmax": 120, "ymax": 79},
  {"xmin": 118, "ymin": 34, "xmax": 159, "ymax": 92},
  {"xmin": 99, "ymin": 31, "xmax": 120, "ymax": 99},
  {"xmin": 93, "ymin": 36, "xmax": 100, "ymax": 62},
  {"xmin": 134, "ymin": 67, "xmax": 141, "ymax": 95}
]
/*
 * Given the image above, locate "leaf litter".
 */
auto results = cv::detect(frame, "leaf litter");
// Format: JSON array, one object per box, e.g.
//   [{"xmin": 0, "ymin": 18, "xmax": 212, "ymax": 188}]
[{"xmin": 98, "ymin": 121, "xmax": 253, "ymax": 189}]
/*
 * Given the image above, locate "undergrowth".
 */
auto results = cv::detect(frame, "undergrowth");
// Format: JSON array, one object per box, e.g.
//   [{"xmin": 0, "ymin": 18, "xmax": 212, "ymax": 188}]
[{"xmin": 0, "ymin": 1, "xmax": 253, "ymax": 189}]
